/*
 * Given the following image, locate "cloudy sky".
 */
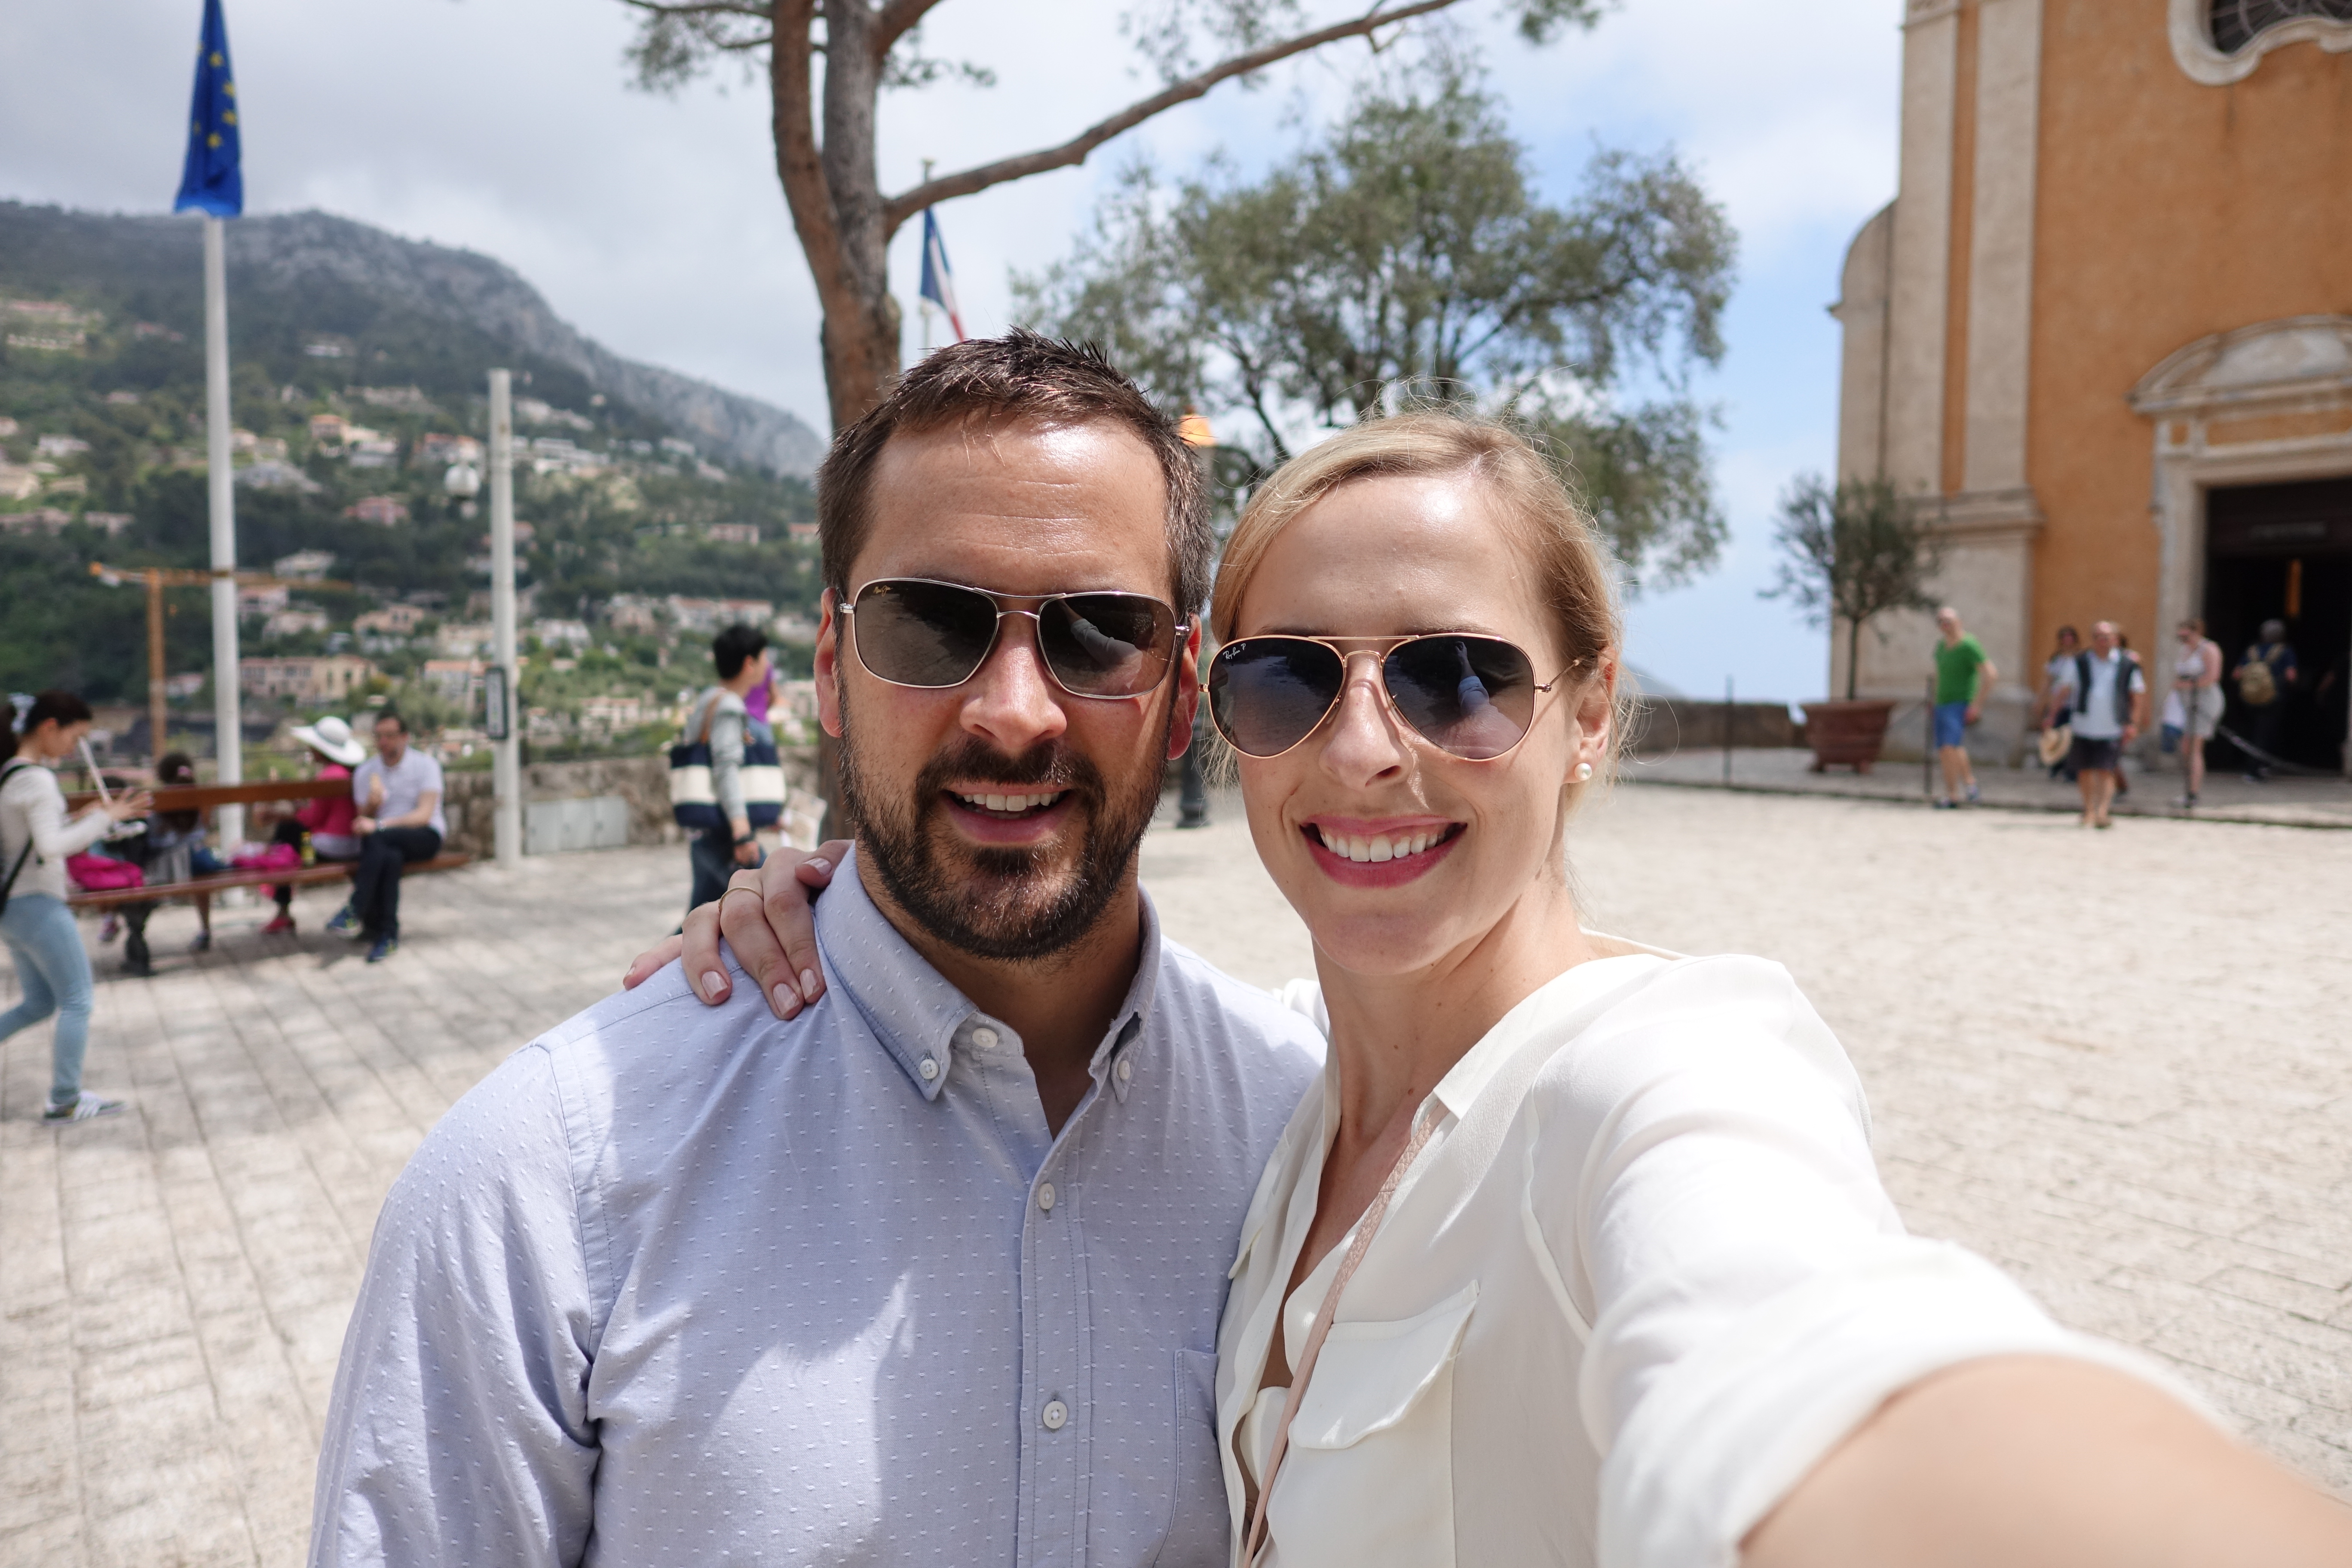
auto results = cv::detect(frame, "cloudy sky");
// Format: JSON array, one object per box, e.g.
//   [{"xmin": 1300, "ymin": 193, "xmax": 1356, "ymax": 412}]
[{"xmin": 0, "ymin": 0, "xmax": 1904, "ymax": 700}]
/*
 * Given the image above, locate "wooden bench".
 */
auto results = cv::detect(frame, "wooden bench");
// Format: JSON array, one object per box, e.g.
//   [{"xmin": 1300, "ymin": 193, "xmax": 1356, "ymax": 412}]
[{"xmin": 61, "ymin": 777, "xmax": 470, "ymax": 915}]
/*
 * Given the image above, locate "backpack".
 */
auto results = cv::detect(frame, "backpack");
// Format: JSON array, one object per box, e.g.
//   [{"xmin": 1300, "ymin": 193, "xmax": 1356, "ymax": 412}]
[
  {"xmin": 2238, "ymin": 649, "xmax": 2278, "ymax": 707},
  {"xmin": 0, "ymin": 759, "xmax": 38, "ymax": 918}
]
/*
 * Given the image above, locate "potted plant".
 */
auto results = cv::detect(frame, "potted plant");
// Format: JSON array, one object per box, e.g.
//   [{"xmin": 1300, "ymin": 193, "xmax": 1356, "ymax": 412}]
[{"xmin": 1763, "ymin": 474, "xmax": 1942, "ymax": 772}]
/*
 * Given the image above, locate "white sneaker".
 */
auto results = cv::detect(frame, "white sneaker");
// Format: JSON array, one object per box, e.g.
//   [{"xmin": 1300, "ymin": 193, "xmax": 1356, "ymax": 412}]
[{"xmin": 42, "ymin": 1093, "xmax": 126, "ymax": 1124}]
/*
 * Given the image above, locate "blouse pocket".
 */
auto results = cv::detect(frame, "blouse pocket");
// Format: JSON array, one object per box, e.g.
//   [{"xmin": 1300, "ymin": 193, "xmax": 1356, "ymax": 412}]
[{"xmin": 1267, "ymin": 1283, "xmax": 1478, "ymax": 1568}]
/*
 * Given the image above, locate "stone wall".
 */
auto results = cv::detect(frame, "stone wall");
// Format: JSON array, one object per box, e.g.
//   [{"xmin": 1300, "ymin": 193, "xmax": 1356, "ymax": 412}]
[
  {"xmin": 439, "ymin": 747, "xmax": 824, "ymax": 860},
  {"xmin": 1626, "ymin": 699, "xmax": 1807, "ymax": 756}
]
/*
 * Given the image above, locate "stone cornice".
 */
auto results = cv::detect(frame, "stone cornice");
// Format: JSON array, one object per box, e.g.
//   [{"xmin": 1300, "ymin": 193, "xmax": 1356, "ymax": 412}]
[
  {"xmin": 1917, "ymin": 486, "xmax": 2046, "ymax": 542},
  {"xmin": 2170, "ymin": 0, "xmax": 2352, "ymax": 86}
]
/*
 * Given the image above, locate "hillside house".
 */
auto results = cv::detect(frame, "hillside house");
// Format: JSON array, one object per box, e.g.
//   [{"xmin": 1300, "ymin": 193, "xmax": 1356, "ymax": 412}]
[
  {"xmin": 354, "ymin": 603, "xmax": 428, "ymax": 637},
  {"xmin": 273, "ymin": 550, "xmax": 336, "ymax": 580},
  {"xmin": 239, "ymin": 655, "xmax": 376, "ymax": 702},
  {"xmin": 419, "ymin": 659, "xmax": 486, "ymax": 704},
  {"xmin": 346, "ymin": 496, "xmax": 409, "ymax": 527}
]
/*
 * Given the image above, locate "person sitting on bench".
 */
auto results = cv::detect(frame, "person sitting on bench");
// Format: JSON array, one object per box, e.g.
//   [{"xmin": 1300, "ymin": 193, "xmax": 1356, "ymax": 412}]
[
  {"xmin": 329, "ymin": 711, "xmax": 443, "ymax": 964},
  {"xmin": 261, "ymin": 716, "xmax": 367, "ymax": 936},
  {"xmin": 116, "ymin": 752, "xmax": 214, "ymax": 976}
]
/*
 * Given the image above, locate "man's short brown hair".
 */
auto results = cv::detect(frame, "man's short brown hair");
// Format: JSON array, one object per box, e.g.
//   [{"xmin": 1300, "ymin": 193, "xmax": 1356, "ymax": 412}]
[{"xmin": 815, "ymin": 331, "xmax": 1211, "ymax": 615}]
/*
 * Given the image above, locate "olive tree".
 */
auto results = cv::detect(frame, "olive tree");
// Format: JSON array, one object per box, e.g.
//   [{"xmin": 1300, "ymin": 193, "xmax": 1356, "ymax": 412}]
[
  {"xmin": 1013, "ymin": 72, "xmax": 1735, "ymax": 591},
  {"xmin": 1763, "ymin": 473, "xmax": 1943, "ymax": 699}
]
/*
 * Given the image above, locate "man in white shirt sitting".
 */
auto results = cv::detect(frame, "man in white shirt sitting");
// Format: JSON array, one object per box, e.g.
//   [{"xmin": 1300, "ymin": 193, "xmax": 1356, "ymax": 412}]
[
  {"xmin": 2053, "ymin": 619, "xmax": 2147, "ymax": 830},
  {"xmin": 330, "ymin": 710, "xmax": 445, "ymax": 963}
]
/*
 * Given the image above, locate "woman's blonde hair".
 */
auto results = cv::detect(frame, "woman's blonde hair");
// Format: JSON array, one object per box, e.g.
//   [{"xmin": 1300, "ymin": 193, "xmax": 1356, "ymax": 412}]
[{"xmin": 1208, "ymin": 412, "xmax": 1629, "ymax": 779}]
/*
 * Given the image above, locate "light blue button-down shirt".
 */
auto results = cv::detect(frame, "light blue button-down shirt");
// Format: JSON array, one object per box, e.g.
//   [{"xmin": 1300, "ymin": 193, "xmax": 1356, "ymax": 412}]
[{"xmin": 311, "ymin": 851, "xmax": 1323, "ymax": 1567}]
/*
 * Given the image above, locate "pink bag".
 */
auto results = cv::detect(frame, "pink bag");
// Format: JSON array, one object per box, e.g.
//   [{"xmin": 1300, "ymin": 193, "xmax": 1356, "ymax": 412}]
[
  {"xmin": 231, "ymin": 843, "xmax": 300, "ymax": 871},
  {"xmin": 66, "ymin": 853, "xmax": 144, "ymax": 892}
]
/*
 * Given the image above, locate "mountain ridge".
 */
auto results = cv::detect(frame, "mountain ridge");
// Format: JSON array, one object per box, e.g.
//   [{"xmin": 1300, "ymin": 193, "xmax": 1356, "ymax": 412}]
[{"xmin": 0, "ymin": 202, "xmax": 825, "ymax": 475}]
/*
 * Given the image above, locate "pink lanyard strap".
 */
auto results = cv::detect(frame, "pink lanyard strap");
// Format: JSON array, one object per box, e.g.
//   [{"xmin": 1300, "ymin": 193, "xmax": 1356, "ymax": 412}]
[{"xmin": 1242, "ymin": 1112, "xmax": 1436, "ymax": 1568}]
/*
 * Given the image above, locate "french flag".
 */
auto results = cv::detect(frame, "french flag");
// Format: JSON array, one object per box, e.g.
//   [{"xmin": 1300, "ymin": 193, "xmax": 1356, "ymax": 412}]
[{"xmin": 919, "ymin": 208, "xmax": 965, "ymax": 342}]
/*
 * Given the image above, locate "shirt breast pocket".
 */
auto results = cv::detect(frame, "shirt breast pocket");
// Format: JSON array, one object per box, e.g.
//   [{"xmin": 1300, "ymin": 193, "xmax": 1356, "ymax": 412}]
[{"xmin": 1267, "ymin": 1282, "xmax": 1477, "ymax": 1568}]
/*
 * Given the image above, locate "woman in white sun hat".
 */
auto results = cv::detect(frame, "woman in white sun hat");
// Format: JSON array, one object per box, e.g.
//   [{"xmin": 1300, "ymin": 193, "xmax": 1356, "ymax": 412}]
[{"xmin": 260, "ymin": 715, "xmax": 367, "ymax": 935}]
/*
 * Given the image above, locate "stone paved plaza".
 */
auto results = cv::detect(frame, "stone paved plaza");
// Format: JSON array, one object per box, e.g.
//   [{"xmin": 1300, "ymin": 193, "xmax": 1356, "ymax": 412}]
[{"xmin": 3, "ymin": 785, "xmax": 2349, "ymax": 1564}]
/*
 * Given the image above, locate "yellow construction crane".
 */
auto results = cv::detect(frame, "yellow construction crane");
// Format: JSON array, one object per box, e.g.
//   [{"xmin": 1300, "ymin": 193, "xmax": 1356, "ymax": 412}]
[{"xmin": 89, "ymin": 561, "xmax": 352, "ymax": 767}]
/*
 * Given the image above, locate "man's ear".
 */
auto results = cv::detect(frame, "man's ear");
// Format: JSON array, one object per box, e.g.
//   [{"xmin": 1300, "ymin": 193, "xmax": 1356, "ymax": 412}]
[
  {"xmin": 815, "ymin": 589, "xmax": 846, "ymax": 740},
  {"xmin": 1166, "ymin": 622, "xmax": 1203, "ymax": 763}
]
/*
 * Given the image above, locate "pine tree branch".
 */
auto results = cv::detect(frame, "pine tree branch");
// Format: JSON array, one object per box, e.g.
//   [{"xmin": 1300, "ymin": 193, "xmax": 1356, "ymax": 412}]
[
  {"xmin": 618, "ymin": 0, "xmax": 771, "ymax": 17},
  {"xmin": 873, "ymin": 0, "xmax": 951, "ymax": 56},
  {"xmin": 878, "ymin": 0, "xmax": 1464, "ymax": 236}
]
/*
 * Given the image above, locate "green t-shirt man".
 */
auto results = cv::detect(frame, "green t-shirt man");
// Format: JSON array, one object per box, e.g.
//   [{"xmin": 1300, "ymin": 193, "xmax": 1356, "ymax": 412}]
[{"xmin": 1934, "ymin": 634, "xmax": 1989, "ymax": 706}]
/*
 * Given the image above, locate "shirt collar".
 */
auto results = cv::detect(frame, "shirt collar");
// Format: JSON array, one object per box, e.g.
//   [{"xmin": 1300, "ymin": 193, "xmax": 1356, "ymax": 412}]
[
  {"xmin": 1424, "ymin": 946, "xmax": 1668, "ymax": 1124},
  {"xmin": 814, "ymin": 848, "xmax": 1164, "ymax": 1103}
]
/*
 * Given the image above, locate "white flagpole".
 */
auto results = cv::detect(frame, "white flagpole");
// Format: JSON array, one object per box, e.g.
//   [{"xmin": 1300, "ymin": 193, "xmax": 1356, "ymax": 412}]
[
  {"xmin": 202, "ymin": 214, "xmax": 245, "ymax": 849},
  {"xmin": 489, "ymin": 369, "xmax": 520, "ymax": 868}
]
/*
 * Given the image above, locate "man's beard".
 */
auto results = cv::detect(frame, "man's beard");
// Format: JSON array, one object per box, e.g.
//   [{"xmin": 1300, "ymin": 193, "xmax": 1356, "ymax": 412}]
[{"xmin": 836, "ymin": 691, "xmax": 1168, "ymax": 963}]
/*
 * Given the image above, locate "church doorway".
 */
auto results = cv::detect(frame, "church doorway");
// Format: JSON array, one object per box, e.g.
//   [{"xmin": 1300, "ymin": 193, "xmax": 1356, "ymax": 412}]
[{"xmin": 2202, "ymin": 476, "xmax": 2352, "ymax": 773}]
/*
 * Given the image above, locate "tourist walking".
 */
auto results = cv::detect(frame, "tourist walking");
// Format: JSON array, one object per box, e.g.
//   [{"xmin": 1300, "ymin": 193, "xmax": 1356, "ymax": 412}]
[
  {"xmin": 2233, "ymin": 618, "xmax": 2298, "ymax": 779},
  {"xmin": 329, "ymin": 711, "xmax": 442, "ymax": 964},
  {"xmin": 2053, "ymin": 621, "xmax": 2147, "ymax": 829},
  {"xmin": 2168, "ymin": 618, "xmax": 2224, "ymax": 807},
  {"xmin": 644, "ymin": 367, "xmax": 2351, "ymax": 1565},
  {"xmin": 1930, "ymin": 605, "xmax": 1996, "ymax": 808},
  {"xmin": 0, "ymin": 691, "xmax": 149, "ymax": 1123},
  {"xmin": 261, "ymin": 717, "xmax": 366, "ymax": 935},
  {"xmin": 680, "ymin": 622, "xmax": 771, "ymax": 919}
]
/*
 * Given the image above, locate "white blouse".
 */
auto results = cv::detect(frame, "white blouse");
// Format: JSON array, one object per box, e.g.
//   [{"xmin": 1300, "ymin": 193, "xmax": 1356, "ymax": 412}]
[{"xmin": 1216, "ymin": 939, "xmax": 2188, "ymax": 1568}]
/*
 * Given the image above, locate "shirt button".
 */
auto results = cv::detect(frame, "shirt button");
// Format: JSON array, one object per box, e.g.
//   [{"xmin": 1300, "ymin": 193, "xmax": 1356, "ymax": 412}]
[
  {"xmin": 1041, "ymin": 1400, "xmax": 1069, "ymax": 1431},
  {"xmin": 1115, "ymin": 1058, "xmax": 1133, "ymax": 1084},
  {"xmin": 918, "ymin": 1057, "xmax": 940, "ymax": 1081},
  {"xmin": 1037, "ymin": 1182, "xmax": 1057, "ymax": 1212},
  {"xmin": 971, "ymin": 1026, "xmax": 998, "ymax": 1050}
]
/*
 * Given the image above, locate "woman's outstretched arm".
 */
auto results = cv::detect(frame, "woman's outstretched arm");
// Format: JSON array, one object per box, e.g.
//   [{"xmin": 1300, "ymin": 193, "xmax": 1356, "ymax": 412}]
[{"xmin": 1746, "ymin": 1356, "xmax": 2352, "ymax": 1568}]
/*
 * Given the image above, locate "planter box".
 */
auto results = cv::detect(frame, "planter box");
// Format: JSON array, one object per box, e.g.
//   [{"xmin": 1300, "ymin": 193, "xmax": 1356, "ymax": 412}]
[{"xmin": 1801, "ymin": 699, "xmax": 1897, "ymax": 773}]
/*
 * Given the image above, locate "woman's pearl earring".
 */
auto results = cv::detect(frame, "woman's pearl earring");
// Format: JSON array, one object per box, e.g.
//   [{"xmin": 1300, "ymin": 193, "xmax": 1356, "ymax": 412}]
[{"xmin": 1574, "ymin": 761, "xmax": 1595, "ymax": 784}]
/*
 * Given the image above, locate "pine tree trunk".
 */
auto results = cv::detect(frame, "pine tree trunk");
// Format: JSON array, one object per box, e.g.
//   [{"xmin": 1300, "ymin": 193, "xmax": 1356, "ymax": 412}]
[{"xmin": 770, "ymin": 0, "xmax": 903, "ymax": 432}]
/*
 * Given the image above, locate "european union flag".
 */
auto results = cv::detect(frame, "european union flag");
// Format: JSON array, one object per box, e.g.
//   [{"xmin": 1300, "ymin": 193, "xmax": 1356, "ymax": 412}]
[{"xmin": 173, "ymin": 0, "xmax": 242, "ymax": 218}]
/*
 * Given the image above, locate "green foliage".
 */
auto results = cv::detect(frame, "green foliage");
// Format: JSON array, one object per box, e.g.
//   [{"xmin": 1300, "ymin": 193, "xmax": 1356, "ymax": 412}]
[
  {"xmin": 1013, "ymin": 69, "xmax": 1734, "ymax": 591},
  {"xmin": 1762, "ymin": 473, "xmax": 1943, "ymax": 700}
]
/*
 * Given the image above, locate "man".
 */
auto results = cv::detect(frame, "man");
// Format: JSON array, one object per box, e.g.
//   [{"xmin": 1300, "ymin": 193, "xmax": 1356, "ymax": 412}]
[
  {"xmin": 328, "ymin": 710, "xmax": 443, "ymax": 963},
  {"xmin": 309, "ymin": 336, "xmax": 1323, "ymax": 1565},
  {"xmin": 2232, "ymin": 617, "xmax": 2298, "ymax": 781},
  {"xmin": 682, "ymin": 622, "xmax": 770, "ymax": 916},
  {"xmin": 2052, "ymin": 620, "xmax": 2147, "ymax": 830},
  {"xmin": 1929, "ymin": 605, "xmax": 1996, "ymax": 808}
]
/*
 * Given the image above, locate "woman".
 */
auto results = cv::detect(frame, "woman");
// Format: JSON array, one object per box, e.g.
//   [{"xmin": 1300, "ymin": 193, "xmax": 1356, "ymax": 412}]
[
  {"xmin": 2037, "ymin": 623, "xmax": 2081, "ymax": 780},
  {"xmin": 260, "ymin": 715, "xmax": 367, "ymax": 935},
  {"xmin": 641, "ymin": 416, "xmax": 2350, "ymax": 1565},
  {"xmin": 2168, "ymin": 617, "xmax": 2224, "ymax": 808},
  {"xmin": 1, "ymin": 691, "xmax": 150, "ymax": 1122}
]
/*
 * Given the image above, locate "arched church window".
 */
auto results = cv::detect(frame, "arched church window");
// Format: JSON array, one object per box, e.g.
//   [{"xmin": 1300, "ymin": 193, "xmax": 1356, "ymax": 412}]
[{"xmin": 2210, "ymin": 0, "xmax": 2352, "ymax": 54}]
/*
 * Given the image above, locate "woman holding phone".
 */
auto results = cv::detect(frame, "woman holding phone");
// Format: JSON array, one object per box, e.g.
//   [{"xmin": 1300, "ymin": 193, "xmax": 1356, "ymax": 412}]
[
  {"xmin": 1, "ymin": 690, "xmax": 150, "ymax": 1122},
  {"xmin": 641, "ymin": 414, "xmax": 2350, "ymax": 1565}
]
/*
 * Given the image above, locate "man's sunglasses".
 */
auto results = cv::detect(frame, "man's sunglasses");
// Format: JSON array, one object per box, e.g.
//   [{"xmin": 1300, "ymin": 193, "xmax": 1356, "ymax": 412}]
[
  {"xmin": 1207, "ymin": 634, "xmax": 1577, "ymax": 760},
  {"xmin": 842, "ymin": 577, "xmax": 1184, "ymax": 699}
]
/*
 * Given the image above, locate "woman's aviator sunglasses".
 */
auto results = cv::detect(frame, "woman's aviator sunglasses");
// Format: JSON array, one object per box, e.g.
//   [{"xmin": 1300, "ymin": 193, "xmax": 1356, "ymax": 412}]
[
  {"xmin": 843, "ymin": 577, "xmax": 1184, "ymax": 699},
  {"xmin": 1207, "ymin": 634, "xmax": 1578, "ymax": 760}
]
